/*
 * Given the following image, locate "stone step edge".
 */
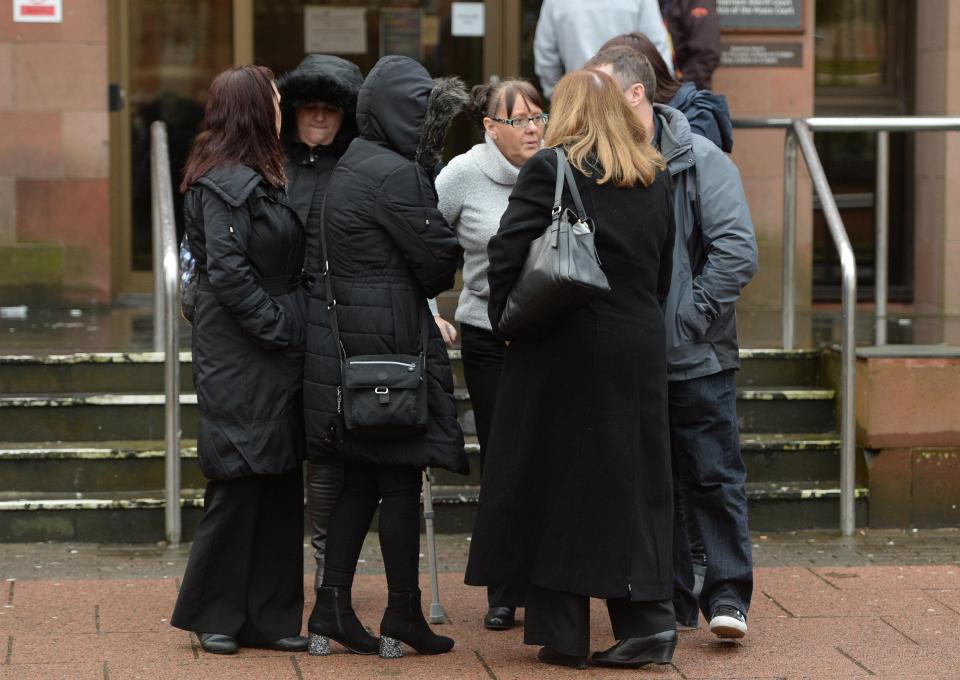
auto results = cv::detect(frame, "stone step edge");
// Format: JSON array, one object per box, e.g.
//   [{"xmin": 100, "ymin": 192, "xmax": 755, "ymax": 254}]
[
  {"xmin": 0, "ymin": 435, "xmax": 842, "ymax": 461},
  {"xmin": 0, "ymin": 388, "xmax": 836, "ymax": 408},
  {"xmin": 0, "ymin": 348, "xmax": 820, "ymax": 365},
  {"xmin": 0, "ymin": 482, "xmax": 869, "ymax": 512}
]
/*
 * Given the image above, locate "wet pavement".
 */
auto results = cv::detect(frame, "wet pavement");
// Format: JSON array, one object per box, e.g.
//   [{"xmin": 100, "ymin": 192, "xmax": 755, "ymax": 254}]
[{"xmin": 1, "ymin": 530, "xmax": 959, "ymax": 679}]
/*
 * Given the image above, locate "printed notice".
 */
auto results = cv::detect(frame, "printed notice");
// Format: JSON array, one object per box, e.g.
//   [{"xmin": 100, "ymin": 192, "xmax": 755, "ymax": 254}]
[
  {"xmin": 451, "ymin": 2, "xmax": 485, "ymax": 37},
  {"xmin": 304, "ymin": 6, "xmax": 367, "ymax": 55},
  {"xmin": 720, "ymin": 42, "xmax": 802, "ymax": 67},
  {"xmin": 14, "ymin": 0, "xmax": 62, "ymax": 23}
]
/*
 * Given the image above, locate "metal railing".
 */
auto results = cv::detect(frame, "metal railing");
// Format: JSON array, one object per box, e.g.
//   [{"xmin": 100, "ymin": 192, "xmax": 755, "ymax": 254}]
[
  {"xmin": 736, "ymin": 116, "xmax": 960, "ymax": 349},
  {"xmin": 734, "ymin": 115, "xmax": 960, "ymax": 535},
  {"xmin": 150, "ymin": 121, "xmax": 182, "ymax": 546}
]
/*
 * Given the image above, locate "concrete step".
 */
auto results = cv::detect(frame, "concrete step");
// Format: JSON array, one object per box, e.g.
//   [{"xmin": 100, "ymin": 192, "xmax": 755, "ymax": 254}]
[
  {"xmin": 0, "ymin": 480, "xmax": 868, "ymax": 542},
  {"xmin": 0, "ymin": 349, "xmax": 820, "ymax": 394},
  {"xmin": 452, "ymin": 387, "xmax": 836, "ymax": 436},
  {"xmin": 0, "ymin": 434, "xmax": 843, "ymax": 493},
  {"xmin": 0, "ymin": 384, "xmax": 836, "ymax": 441}
]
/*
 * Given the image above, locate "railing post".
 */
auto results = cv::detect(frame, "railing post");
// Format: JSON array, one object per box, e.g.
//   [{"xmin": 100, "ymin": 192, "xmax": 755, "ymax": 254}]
[
  {"xmin": 874, "ymin": 131, "xmax": 889, "ymax": 346},
  {"xmin": 150, "ymin": 121, "xmax": 182, "ymax": 546},
  {"xmin": 791, "ymin": 121, "xmax": 857, "ymax": 536},
  {"xmin": 782, "ymin": 128, "xmax": 798, "ymax": 350}
]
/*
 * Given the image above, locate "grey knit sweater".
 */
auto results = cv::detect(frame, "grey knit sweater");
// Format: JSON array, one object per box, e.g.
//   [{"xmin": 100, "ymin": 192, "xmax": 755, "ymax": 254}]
[{"xmin": 434, "ymin": 134, "xmax": 520, "ymax": 331}]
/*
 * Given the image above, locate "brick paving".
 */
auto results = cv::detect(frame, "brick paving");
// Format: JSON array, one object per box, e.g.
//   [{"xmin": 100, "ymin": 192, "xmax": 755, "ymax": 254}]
[{"xmin": 1, "ymin": 530, "xmax": 959, "ymax": 679}]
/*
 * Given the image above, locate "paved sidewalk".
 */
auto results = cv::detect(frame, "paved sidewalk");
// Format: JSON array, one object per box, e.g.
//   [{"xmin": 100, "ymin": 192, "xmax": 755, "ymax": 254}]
[{"xmin": 1, "ymin": 531, "xmax": 959, "ymax": 679}]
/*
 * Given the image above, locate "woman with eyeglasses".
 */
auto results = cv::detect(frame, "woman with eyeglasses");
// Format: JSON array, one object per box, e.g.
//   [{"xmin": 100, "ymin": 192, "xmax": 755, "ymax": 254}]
[{"xmin": 430, "ymin": 79, "xmax": 546, "ymax": 633}]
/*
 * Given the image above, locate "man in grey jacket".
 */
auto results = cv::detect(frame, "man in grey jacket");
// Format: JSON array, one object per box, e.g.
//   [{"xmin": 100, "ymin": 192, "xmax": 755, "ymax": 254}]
[
  {"xmin": 588, "ymin": 47, "xmax": 758, "ymax": 640},
  {"xmin": 534, "ymin": 0, "xmax": 671, "ymax": 98}
]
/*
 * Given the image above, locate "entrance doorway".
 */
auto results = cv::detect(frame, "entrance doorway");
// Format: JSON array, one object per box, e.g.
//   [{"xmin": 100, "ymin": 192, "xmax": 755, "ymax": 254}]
[{"xmin": 109, "ymin": 0, "xmax": 532, "ymax": 296}]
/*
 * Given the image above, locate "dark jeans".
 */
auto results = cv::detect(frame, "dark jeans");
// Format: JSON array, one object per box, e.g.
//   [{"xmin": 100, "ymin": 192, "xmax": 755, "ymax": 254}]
[
  {"xmin": 524, "ymin": 583, "xmax": 675, "ymax": 658},
  {"xmin": 669, "ymin": 369, "xmax": 753, "ymax": 626},
  {"xmin": 460, "ymin": 323, "xmax": 525, "ymax": 609},
  {"xmin": 171, "ymin": 468, "xmax": 305, "ymax": 643},
  {"xmin": 321, "ymin": 462, "xmax": 422, "ymax": 591}
]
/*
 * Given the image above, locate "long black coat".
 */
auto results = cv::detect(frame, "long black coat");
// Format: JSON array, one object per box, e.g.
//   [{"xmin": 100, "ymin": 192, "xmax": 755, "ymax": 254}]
[
  {"xmin": 465, "ymin": 149, "xmax": 676, "ymax": 601},
  {"xmin": 183, "ymin": 165, "xmax": 306, "ymax": 480},
  {"xmin": 303, "ymin": 56, "xmax": 468, "ymax": 474}
]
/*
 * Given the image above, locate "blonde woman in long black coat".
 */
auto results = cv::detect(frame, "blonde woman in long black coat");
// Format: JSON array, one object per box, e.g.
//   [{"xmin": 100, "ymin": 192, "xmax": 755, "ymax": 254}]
[{"xmin": 466, "ymin": 69, "xmax": 677, "ymax": 670}]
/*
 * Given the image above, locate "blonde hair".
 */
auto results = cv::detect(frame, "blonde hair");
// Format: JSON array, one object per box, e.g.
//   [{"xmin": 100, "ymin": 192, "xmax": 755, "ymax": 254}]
[{"xmin": 544, "ymin": 69, "xmax": 664, "ymax": 187}]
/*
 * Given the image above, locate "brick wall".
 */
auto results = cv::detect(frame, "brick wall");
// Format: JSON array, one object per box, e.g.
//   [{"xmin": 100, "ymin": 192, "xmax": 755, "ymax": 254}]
[{"xmin": 0, "ymin": 0, "xmax": 111, "ymax": 303}]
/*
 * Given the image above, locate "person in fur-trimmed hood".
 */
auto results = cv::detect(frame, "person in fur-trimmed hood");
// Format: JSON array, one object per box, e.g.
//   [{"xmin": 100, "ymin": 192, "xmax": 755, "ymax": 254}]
[
  {"xmin": 302, "ymin": 56, "xmax": 468, "ymax": 658},
  {"xmin": 277, "ymin": 54, "xmax": 362, "ymax": 596}
]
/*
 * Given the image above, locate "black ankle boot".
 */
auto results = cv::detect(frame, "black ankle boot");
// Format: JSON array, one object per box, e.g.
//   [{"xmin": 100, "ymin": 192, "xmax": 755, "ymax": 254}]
[
  {"xmin": 307, "ymin": 586, "xmax": 379, "ymax": 655},
  {"xmin": 379, "ymin": 588, "xmax": 454, "ymax": 658}
]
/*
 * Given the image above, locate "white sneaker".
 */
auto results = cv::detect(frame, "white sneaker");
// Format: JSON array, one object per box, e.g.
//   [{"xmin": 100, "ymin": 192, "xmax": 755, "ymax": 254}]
[{"xmin": 709, "ymin": 605, "xmax": 747, "ymax": 639}]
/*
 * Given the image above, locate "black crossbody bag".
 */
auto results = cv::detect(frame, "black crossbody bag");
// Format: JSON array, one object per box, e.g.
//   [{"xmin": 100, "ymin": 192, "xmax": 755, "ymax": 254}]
[{"xmin": 319, "ymin": 199, "xmax": 429, "ymax": 440}]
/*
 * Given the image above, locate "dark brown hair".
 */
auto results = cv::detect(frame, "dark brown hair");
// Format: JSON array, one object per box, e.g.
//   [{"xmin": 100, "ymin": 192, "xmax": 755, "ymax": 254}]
[
  {"xmin": 464, "ymin": 79, "xmax": 543, "ymax": 130},
  {"xmin": 180, "ymin": 64, "xmax": 286, "ymax": 192},
  {"xmin": 598, "ymin": 33, "xmax": 680, "ymax": 103}
]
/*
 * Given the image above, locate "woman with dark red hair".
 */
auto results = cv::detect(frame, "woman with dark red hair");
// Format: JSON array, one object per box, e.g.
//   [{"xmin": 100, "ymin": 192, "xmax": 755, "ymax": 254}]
[{"xmin": 170, "ymin": 64, "xmax": 308, "ymax": 656}]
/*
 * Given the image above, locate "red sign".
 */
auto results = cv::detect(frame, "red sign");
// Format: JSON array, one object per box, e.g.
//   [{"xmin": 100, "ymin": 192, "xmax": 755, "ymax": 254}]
[{"xmin": 13, "ymin": 0, "xmax": 63, "ymax": 23}]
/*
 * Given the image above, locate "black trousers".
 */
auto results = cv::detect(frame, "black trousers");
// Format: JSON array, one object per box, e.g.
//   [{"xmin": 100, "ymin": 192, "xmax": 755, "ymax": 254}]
[
  {"xmin": 321, "ymin": 462, "xmax": 422, "ymax": 591},
  {"xmin": 460, "ymin": 323, "xmax": 525, "ymax": 609},
  {"xmin": 170, "ymin": 468, "xmax": 304, "ymax": 643},
  {"xmin": 524, "ymin": 583, "xmax": 675, "ymax": 658}
]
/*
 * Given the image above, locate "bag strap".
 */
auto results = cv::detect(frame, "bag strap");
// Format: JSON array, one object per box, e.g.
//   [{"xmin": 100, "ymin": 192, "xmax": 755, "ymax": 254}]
[
  {"xmin": 319, "ymin": 177, "xmax": 431, "ymax": 366},
  {"xmin": 554, "ymin": 148, "xmax": 589, "ymax": 223}
]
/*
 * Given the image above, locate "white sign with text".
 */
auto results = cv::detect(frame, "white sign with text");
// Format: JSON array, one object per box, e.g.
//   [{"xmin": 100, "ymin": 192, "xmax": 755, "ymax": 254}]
[{"xmin": 304, "ymin": 6, "xmax": 367, "ymax": 55}]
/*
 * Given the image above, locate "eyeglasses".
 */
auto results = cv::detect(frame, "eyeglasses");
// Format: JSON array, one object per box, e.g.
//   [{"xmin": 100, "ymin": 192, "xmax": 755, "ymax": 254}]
[{"xmin": 492, "ymin": 113, "xmax": 550, "ymax": 128}]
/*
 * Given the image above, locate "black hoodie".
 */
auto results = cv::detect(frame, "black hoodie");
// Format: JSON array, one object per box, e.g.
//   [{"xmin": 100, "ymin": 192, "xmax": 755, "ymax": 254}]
[{"xmin": 277, "ymin": 55, "xmax": 363, "ymax": 274}]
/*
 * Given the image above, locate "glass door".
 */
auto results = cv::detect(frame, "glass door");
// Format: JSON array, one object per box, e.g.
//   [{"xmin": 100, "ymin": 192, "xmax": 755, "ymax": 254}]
[
  {"xmin": 110, "ymin": 0, "xmax": 236, "ymax": 295},
  {"xmin": 252, "ymin": 0, "xmax": 495, "ymax": 159}
]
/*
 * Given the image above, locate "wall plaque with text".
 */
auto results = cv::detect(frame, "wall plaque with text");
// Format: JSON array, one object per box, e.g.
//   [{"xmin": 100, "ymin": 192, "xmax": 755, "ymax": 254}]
[
  {"xmin": 718, "ymin": 0, "xmax": 803, "ymax": 32},
  {"xmin": 720, "ymin": 42, "xmax": 803, "ymax": 67}
]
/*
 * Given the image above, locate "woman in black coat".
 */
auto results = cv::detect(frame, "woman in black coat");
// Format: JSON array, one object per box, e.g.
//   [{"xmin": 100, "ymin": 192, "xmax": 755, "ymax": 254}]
[
  {"xmin": 170, "ymin": 65, "xmax": 307, "ymax": 654},
  {"xmin": 465, "ymin": 69, "xmax": 677, "ymax": 669},
  {"xmin": 277, "ymin": 54, "xmax": 363, "ymax": 593},
  {"xmin": 302, "ymin": 56, "xmax": 468, "ymax": 658}
]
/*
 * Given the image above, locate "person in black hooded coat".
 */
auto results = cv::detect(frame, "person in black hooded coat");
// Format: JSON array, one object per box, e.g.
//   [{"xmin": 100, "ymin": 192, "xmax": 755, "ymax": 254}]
[
  {"xmin": 302, "ymin": 56, "xmax": 468, "ymax": 658},
  {"xmin": 277, "ymin": 54, "xmax": 363, "ymax": 593},
  {"xmin": 170, "ymin": 65, "xmax": 308, "ymax": 655}
]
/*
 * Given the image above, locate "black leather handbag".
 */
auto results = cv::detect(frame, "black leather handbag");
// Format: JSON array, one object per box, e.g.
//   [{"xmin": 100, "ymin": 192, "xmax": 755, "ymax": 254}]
[
  {"xmin": 319, "ymin": 200, "xmax": 429, "ymax": 440},
  {"xmin": 498, "ymin": 147, "xmax": 611, "ymax": 337}
]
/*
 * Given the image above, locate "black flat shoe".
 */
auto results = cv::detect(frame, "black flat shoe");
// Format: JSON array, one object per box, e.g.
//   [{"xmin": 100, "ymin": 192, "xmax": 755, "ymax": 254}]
[
  {"xmin": 537, "ymin": 646, "xmax": 588, "ymax": 670},
  {"xmin": 268, "ymin": 636, "xmax": 309, "ymax": 652},
  {"xmin": 199, "ymin": 633, "xmax": 238, "ymax": 655},
  {"xmin": 590, "ymin": 629, "xmax": 677, "ymax": 668},
  {"xmin": 483, "ymin": 606, "xmax": 516, "ymax": 631}
]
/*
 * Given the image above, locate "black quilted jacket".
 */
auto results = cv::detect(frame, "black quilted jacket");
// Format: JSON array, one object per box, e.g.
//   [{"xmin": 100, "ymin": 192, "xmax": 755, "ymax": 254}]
[{"xmin": 303, "ymin": 56, "xmax": 468, "ymax": 474}]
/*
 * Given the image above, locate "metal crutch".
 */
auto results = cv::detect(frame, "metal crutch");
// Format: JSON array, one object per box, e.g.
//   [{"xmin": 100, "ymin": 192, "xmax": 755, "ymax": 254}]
[{"xmin": 423, "ymin": 467, "xmax": 446, "ymax": 623}]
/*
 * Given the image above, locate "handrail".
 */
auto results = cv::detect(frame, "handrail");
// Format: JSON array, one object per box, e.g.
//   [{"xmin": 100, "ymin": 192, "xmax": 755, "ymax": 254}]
[
  {"xmin": 789, "ymin": 120, "xmax": 858, "ymax": 537},
  {"xmin": 735, "ymin": 115, "xmax": 960, "ymax": 350},
  {"xmin": 150, "ymin": 122, "xmax": 182, "ymax": 546}
]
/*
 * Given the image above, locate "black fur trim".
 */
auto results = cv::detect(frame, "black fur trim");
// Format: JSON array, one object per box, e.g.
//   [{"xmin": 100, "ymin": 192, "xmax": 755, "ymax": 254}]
[{"xmin": 415, "ymin": 77, "xmax": 469, "ymax": 169}]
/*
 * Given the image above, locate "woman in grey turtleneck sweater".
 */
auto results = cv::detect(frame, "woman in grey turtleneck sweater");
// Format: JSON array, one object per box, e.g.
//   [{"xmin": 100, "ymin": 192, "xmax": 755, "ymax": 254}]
[{"xmin": 432, "ymin": 80, "xmax": 547, "ymax": 633}]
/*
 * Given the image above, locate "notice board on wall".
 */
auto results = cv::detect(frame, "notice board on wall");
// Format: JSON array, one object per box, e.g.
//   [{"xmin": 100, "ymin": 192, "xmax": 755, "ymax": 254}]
[{"xmin": 717, "ymin": 0, "xmax": 803, "ymax": 32}]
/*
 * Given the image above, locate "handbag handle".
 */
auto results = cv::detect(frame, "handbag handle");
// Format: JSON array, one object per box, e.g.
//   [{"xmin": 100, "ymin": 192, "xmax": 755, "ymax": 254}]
[
  {"xmin": 553, "ymin": 148, "xmax": 589, "ymax": 224},
  {"xmin": 318, "ymin": 175, "xmax": 430, "ymax": 366}
]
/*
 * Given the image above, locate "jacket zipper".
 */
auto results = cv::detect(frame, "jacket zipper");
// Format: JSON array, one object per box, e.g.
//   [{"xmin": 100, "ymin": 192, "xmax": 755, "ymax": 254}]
[{"xmin": 349, "ymin": 360, "xmax": 417, "ymax": 369}]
